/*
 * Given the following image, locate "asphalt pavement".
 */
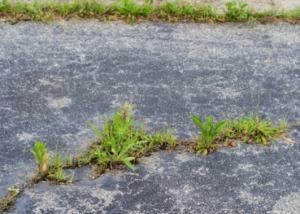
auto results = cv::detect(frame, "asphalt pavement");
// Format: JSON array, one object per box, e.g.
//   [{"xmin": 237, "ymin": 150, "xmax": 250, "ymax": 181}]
[{"xmin": 0, "ymin": 21, "xmax": 299, "ymax": 213}]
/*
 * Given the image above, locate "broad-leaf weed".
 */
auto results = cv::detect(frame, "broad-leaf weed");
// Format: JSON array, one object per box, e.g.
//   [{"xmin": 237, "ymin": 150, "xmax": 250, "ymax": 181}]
[{"xmin": 191, "ymin": 115, "xmax": 227, "ymax": 155}]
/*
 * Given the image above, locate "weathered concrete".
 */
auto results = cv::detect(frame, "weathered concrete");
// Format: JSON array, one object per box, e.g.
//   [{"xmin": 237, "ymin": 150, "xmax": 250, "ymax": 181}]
[{"xmin": 0, "ymin": 21, "xmax": 300, "ymax": 213}]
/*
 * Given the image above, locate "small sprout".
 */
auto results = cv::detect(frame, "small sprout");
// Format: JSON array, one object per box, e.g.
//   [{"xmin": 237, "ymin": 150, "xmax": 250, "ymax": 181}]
[
  {"xmin": 47, "ymin": 151, "xmax": 75, "ymax": 184},
  {"xmin": 0, "ymin": 187, "xmax": 20, "ymax": 212},
  {"xmin": 30, "ymin": 141, "xmax": 49, "ymax": 175},
  {"xmin": 8, "ymin": 188, "xmax": 20, "ymax": 197},
  {"xmin": 65, "ymin": 157, "xmax": 73, "ymax": 167},
  {"xmin": 152, "ymin": 128, "xmax": 177, "ymax": 148},
  {"xmin": 68, "ymin": 173, "xmax": 74, "ymax": 183}
]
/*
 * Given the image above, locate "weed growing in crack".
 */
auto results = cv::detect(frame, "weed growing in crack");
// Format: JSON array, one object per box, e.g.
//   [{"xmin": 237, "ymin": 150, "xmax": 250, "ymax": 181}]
[
  {"xmin": 86, "ymin": 102, "xmax": 148, "ymax": 171},
  {"xmin": 85, "ymin": 102, "xmax": 177, "ymax": 175},
  {"xmin": 191, "ymin": 114, "xmax": 288, "ymax": 155},
  {"xmin": 151, "ymin": 128, "xmax": 177, "ymax": 149},
  {"xmin": 65, "ymin": 156, "xmax": 74, "ymax": 167},
  {"xmin": 161, "ymin": 0, "xmax": 184, "ymax": 17},
  {"xmin": 31, "ymin": 141, "xmax": 74, "ymax": 184},
  {"xmin": 30, "ymin": 141, "xmax": 49, "ymax": 175},
  {"xmin": 191, "ymin": 115, "xmax": 227, "ymax": 155},
  {"xmin": 225, "ymin": 115, "xmax": 287, "ymax": 145},
  {"xmin": 48, "ymin": 151, "xmax": 74, "ymax": 184},
  {"xmin": 0, "ymin": 187, "xmax": 20, "ymax": 212},
  {"xmin": 158, "ymin": 1, "xmax": 219, "ymax": 21},
  {"xmin": 4, "ymin": 102, "xmax": 291, "ymax": 212}
]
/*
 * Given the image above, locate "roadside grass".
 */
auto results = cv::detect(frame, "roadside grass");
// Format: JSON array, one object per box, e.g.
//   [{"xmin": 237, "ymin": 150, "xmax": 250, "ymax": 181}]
[
  {"xmin": 0, "ymin": 0, "xmax": 299, "ymax": 23},
  {"xmin": 112, "ymin": 0, "xmax": 154, "ymax": 24},
  {"xmin": 225, "ymin": 0, "xmax": 251, "ymax": 21}
]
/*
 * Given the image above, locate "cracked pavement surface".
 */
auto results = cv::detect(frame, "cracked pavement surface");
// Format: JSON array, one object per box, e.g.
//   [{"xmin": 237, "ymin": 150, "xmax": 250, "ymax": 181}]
[{"xmin": 0, "ymin": 21, "xmax": 299, "ymax": 213}]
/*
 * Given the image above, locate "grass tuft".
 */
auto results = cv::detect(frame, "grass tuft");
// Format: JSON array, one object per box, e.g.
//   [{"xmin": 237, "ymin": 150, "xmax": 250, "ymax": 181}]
[
  {"xmin": 225, "ymin": 0, "xmax": 251, "ymax": 21},
  {"xmin": 30, "ymin": 141, "xmax": 49, "ymax": 175},
  {"xmin": 225, "ymin": 115, "xmax": 287, "ymax": 145},
  {"xmin": 31, "ymin": 141, "xmax": 74, "ymax": 184},
  {"xmin": 74, "ymin": 102, "xmax": 177, "ymax": 177},
  {"xmin": 191, "ymin": 115, "xmax": 227, "ymax": 155},
  {"xmin": 86, "ymin": 102, "xmax": 149, "ymax": 171},
  {"xmin": 191, "ymin": 114, "xmax": 288, "ymax": 155}
]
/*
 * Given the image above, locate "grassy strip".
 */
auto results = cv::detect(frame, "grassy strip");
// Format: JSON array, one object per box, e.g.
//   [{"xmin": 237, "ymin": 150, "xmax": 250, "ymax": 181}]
[
  {"xmin": 0, "ymin": 102, "xmax": 290, "ymax": 212},
  {"xmin": 0, "ymin": 0, "xmax": 299, "ymax": 24}
]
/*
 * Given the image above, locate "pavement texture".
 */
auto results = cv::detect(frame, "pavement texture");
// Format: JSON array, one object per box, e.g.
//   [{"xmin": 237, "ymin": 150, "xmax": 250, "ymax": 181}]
[{"xmin": 0, "ymin": 21, "xmax": 300, "ymax": 213}]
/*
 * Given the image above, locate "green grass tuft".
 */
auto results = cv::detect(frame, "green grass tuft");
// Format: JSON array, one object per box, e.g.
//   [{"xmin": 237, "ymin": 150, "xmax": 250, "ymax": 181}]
[
  {"xmin": 225, "ymin": 0, "xmax": 251, "ymax": 21},
  {"xmin": 82, "ymin": 102, "xmax": 177, "ymax": 176},
  {"xmin": 30, "ymin": 141, "xmax": 49, "ymax": 175},
  {"xmin": 191, "ymin": 114, "xmax": 288, "ymax": 155},
  {"xmin": 191, "ymin": 115, "xmax": 227, "ymax": 155},
  {"xmin": 225, "ymin": 115, "xmax": 287, "ymax": 145},
  {"xmin": 31, "ymin": 141, "xmax": 74, "ymax": 184}
]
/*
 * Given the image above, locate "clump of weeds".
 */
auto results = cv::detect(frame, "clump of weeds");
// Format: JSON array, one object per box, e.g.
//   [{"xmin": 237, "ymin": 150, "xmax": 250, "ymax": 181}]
[
  {"xmin": 191, "ymin": 115, "xmax": 227, "ymax": 155},
  {"xmin": 28, "ymin": 103, "xmax": 177, "ymax": 180},
  {"xmin": 151, "ymin": 128, "xmax": 177, "ymax": 149},
  {"xmin": 79, "ymin": 102, "xmax": 177, "ymax": 177},
  {"xmin": 47, "ymin": 150, "xmax": 74, "ymax": 184},
  {"xmin": 1, "ymin": 102, "xmax": 291, "ymax": 212},
  {"xmin": 225, "ymin": 0, "xmax": 251, "ymax": 21},
  {"xmin": 225, "ymin": 115, "xmax": 287, "ymax": 145},
  {"xmin": 112, "ymin": 0, "xmax": 153, "ymax": 23},
  {"xmin": 31, "ymin": 141, "xmax": 74, "ymax": 184},
  {"xmin": 191, "ymin": 113, "xmax": 288, "ymax": 155}
]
